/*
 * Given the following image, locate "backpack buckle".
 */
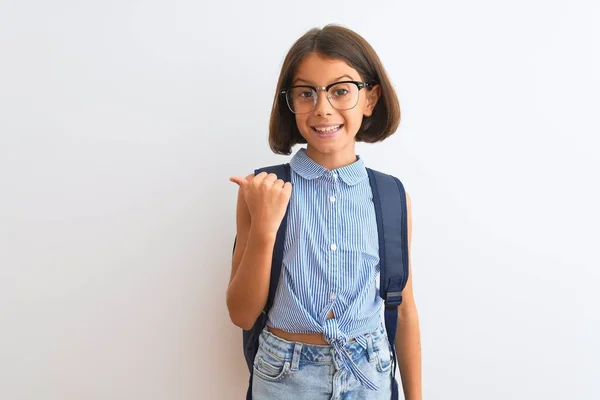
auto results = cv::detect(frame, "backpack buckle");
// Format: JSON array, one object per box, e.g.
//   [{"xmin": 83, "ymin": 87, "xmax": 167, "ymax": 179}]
[
  {"xmin": 385, "ymin": 276, "xmax": 404, "ymax": 308},
  {"xmin": 385, "ymin": 291, "xmax": 403, "ymax": 308}
]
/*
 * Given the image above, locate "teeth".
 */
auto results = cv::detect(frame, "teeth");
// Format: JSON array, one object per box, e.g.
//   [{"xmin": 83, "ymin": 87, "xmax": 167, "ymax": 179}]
[{"xmin": 314, "ymin": 125, "xmax": 340, "ymax": 133}]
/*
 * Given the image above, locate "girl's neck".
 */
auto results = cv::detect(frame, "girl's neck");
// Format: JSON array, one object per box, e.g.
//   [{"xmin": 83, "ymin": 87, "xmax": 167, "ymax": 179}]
[{"xmin": 305, "ymin": 144, "xmax": 358, "ymax": 171}]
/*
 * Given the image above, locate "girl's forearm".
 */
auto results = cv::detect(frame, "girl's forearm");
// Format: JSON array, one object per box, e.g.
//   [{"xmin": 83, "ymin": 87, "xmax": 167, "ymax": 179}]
[
  {"xmin": 226, "ymin": 225, "xmax": 276, "ymax": 330},
  {"xmin": 395, "ymin": 308, "xmax": 422, "ymax": 400}
]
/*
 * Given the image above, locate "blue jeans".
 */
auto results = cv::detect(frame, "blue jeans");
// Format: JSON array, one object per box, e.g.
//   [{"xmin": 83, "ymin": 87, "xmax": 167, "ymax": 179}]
[{"xmin": 252, "ymin": 324, "xmax": 394, "ymax": 399}]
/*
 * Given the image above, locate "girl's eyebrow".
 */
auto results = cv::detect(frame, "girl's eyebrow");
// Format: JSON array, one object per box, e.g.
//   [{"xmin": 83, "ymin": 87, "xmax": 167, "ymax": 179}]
[{"xmin": 293, "ymin": 75, "xmax": 355, "ymax": 85}]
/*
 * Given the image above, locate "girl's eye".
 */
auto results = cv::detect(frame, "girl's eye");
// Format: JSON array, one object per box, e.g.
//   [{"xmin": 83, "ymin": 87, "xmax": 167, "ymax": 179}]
[
  {"xmin": 330, "ymin": 83, "xmax": 352, "ymax": 97},
  {"xmin": 299, "ymin": 91, "xmax": 314, "ymax": 99}
]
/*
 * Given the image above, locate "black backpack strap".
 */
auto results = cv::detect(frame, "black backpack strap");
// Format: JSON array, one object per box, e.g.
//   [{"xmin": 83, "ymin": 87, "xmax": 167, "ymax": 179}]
[
  {"xmin": 367, "ymin": 168, "xmax": 409, "ymax": 400},
  {"xmin": 232, "ymin": 163, "xmax": 291, "ymax": 400}
]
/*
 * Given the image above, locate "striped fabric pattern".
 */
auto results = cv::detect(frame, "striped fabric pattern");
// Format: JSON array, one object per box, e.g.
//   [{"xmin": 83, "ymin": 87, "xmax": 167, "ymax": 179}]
[{"xmin": 266, "ymin": 147, "xmax": 384, "ymax": 390}]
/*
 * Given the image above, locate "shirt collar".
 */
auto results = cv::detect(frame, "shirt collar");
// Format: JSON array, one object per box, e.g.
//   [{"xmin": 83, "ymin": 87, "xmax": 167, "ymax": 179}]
[{"xmin": 289, "ymin": 148, "xmax": 368, "ymax": 186}]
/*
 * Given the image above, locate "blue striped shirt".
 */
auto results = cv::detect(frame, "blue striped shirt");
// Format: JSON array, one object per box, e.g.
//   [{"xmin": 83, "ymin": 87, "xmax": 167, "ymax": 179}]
[{"xmin": 266, "ymin": 147, "xmax": 384, "ymax": 390}]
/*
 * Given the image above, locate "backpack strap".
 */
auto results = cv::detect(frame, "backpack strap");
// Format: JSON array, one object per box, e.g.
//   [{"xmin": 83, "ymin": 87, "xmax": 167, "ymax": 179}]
[{"xmin": 367, "ymin": 168, "xmax": 409, "ymax": 400}]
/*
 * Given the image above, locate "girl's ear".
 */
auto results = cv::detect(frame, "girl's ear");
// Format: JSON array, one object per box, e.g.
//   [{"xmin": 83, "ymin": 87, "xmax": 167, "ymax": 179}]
[{"xmin": 363, "ymin": 84, "xmax": 381, "ymax": 117}]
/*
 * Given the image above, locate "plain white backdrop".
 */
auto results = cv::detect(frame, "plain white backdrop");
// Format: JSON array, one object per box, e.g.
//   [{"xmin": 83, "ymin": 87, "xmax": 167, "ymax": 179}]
[{"xmin": 1, "ymin": 1, "xmax": 598, "ymax": 399}]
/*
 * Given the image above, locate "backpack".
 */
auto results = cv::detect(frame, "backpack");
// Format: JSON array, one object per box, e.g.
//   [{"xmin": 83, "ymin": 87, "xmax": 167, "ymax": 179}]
[{"xmin": 232, "ymin": 163, "xmax": 409, "ymax": 400}]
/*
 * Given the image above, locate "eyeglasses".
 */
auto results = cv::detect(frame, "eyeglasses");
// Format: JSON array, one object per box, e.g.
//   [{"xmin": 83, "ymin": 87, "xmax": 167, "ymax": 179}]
[{"xmin": 280, "ymin": 80, "xmax": 373, "ymax": 115}]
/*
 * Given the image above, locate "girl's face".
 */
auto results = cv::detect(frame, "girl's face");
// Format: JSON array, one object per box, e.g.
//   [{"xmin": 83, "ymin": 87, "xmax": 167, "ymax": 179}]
[{"xmin": 291, "ymin": 53, "xmax": 380, "ymax": 165}]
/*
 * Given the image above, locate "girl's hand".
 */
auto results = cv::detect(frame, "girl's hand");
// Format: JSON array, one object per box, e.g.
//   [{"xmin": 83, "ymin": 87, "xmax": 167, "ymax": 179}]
[{"xmin": 229, "ymin": 172, "xmax": 292, "ymax": 236}]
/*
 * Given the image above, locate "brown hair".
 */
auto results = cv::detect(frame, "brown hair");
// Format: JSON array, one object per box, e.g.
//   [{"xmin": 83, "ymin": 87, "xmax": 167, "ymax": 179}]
[{"xmin": 268, "ymin": 24, "xmax": 401, "ymax": 155}]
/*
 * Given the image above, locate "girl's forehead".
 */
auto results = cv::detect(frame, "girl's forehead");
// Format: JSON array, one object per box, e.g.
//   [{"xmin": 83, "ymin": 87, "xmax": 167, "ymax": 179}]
[{"xmin": 293, "ymin": 53, "xmax": 361, "ymax": 84}]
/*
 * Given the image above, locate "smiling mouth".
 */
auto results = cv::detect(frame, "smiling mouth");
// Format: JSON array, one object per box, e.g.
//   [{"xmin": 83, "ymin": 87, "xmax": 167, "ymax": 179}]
[{"xmin": 311, "ymin": 124, "xmax": 343, "ymax": 134}]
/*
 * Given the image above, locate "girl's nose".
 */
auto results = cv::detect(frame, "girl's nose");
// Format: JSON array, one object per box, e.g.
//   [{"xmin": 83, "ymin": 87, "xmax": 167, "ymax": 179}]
[{"xmin": 313, "ymin": 90, "xmax": 334, "ymax": 117}]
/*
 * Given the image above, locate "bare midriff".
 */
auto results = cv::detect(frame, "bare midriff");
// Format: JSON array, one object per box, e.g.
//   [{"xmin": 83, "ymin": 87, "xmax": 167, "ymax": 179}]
[{"xmin": 266, "ymin": 309, "xmax": 355, "ymax": 345}]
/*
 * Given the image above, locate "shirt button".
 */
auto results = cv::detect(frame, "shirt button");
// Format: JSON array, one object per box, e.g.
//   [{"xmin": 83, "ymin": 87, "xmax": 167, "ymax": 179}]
[
  {"xmin": 330, "ymin": 243, "xmax": 337, "ymax": 251},
  {"xmin": 330, "ymin": 195, "xmax": 336, "ymax": 203},
  {"xmin": 332, "ymin": 172, "xmax": 338, "ymax": 180},
  {"xmin": 330, "ymin": 292, "xmax": 337, "ymax": 300}
]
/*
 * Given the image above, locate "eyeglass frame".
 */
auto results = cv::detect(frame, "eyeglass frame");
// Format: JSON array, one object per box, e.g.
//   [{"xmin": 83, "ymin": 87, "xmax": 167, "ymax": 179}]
[{"xmin": 280, "ymin": 80, "xmax": 375, "ymax": 114}]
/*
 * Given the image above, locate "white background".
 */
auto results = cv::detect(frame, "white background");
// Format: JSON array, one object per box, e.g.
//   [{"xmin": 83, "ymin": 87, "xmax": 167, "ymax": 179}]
[{"xmin": 1, "ymin": 1, "xmax": 598, "ymax": 399}]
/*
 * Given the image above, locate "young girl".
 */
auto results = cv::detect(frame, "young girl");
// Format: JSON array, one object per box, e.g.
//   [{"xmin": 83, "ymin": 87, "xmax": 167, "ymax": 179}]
[{"xmin": 227, "ymin": 24, "xmax": 422, "ymax": 400}]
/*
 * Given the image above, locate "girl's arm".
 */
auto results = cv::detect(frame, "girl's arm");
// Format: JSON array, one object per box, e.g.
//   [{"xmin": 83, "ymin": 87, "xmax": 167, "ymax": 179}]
[
  {"xmin": 395, "ymin": 192, "xmax": 423, "ymax": 400},
  {"xmin": 226, "ymin": 174, "xmax": 276, "ymax": 330}
]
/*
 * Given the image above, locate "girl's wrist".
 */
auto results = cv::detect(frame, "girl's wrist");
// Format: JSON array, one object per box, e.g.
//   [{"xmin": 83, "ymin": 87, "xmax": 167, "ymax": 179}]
[{"xmin": 249, "ymin": 224, "xmax": 277, "ymax": 242}]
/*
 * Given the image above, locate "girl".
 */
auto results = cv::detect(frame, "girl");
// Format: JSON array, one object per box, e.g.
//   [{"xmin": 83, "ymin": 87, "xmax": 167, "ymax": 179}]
[{"xmin": 227, "ymin": 24, "xmax": 422, "ymax": 400}]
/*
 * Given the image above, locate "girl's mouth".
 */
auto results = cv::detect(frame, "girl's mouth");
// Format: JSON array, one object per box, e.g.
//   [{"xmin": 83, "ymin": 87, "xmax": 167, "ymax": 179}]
[{"xmin": 311, "ymin": 124, "xmax": 343, "ymax": 138}]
